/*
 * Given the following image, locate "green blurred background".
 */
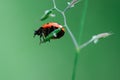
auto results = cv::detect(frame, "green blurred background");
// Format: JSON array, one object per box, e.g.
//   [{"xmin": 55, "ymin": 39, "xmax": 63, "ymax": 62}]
[{"xmin": 0, "ymin": 0, "xmax": 120, "ymax": 80}]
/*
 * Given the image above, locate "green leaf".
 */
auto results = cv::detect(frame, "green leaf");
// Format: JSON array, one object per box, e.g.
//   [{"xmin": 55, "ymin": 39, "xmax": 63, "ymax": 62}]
[
  {"xmin": 44, "ymin": 28, "xmax": 62, "ymax": 42},
  {"xmin": 40, "ymin": 9, "xmax": 55, "ymax": 21}
]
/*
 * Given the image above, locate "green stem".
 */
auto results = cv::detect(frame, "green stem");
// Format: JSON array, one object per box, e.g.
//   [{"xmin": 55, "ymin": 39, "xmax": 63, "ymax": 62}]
[
  {"xmin": 78, "ymin": 0, "xmax": 88, "ymax": 45},
  {"xmin": 72, "ymin": 2, "xmax": 88, "ymax": 79},
  {"xmin": 72, "ymin": 53, "xmax": 79, "ymax": 80}
]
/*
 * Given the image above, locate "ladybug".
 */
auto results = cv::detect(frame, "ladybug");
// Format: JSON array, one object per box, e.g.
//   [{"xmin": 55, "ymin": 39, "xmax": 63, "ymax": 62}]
[{"xmin": 34, "ymin": 22, "xmax": 65, "ymax": 43}]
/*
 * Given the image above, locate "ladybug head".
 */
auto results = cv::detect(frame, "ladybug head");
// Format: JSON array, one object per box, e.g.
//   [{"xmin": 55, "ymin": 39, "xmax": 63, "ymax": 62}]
[
  {"xmin": 33, "ymin": 27, "xmax": 43, "ymax": 37},
  {"xmin": 33, "ymin": 30, "xmax": 38, "ymax": 37}
]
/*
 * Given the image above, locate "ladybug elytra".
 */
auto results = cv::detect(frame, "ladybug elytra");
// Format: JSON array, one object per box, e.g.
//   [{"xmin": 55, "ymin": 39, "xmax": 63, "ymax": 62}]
[{"xmin": 34, "ymin": 22, "xmax": 65, "ymax": 43}]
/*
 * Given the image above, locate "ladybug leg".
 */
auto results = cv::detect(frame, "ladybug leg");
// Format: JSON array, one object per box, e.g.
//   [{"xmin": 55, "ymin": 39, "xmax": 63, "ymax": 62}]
[
  {"xmin": 38, "ymin": 34, "xmax": 43, "ymax": 44},
  {"xmin": 39, "ymin": 28, "xmax": 47, "ymax": 44},
  {"xmin": 39, "ymin": 33, "xmax": 46, "ymax": 44},
  {"xmin": 39, "ymin": 35, "xmax": 43, "ymax": 44},
  {"xmin": 42, "ymin": 33, "xmax": 46, "ymax": 40}
]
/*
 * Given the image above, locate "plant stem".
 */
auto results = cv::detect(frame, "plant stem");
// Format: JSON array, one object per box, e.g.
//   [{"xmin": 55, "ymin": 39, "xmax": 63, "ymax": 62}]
[
  {"xmin": 61, "ymin": 12, "xmax": 79, "ymax": 49},
  {"xmin": 78, "ymin": 0, "xmax": 88, "ymax": 45},
  {"xmin": 52, "ymin": 0, "xmax": 79, "ymax": 49},
  {"xmin": 72, "ymin": 53, "xmax": 79, "ymax": 80},
  {"xmin": 63, "ymin": 0, "xmax": 81, "ymax": 12},
  {"xmin": 71, "ymin": 0, "xmax": 88, "ymax": 77},
  {"xmin": 80, "ymin": 37, "xmax": 93, "ymax": 49}
]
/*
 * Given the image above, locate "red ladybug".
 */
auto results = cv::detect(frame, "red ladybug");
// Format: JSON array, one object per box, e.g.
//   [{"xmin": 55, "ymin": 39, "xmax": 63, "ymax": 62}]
[{"xmin": 34, "ymin": 22, "xmax": 65, "ymax": 43}]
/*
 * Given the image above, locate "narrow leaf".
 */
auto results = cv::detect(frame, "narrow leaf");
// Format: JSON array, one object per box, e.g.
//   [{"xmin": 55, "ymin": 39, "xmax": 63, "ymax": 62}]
[{"xmin": 40, "ymin": 9, "xmax": 54, "ymax": 21}]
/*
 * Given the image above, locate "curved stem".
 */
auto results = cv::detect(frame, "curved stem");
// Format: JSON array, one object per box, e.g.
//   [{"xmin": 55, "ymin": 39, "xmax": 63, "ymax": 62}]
[
  {"xmin": 52, "ymin": 0, "xmax": 79, "ymax": 49},
  {"xmin": 63, "ymin": 0, "xmax": 81, "ymax": 12},
  {"xmin": 80, "ymin": 38, "xmax": 93, "ymax": 49},
  {"xmin": 61, "ymin": 12, "xmax": 79, "ymax": 49}
]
